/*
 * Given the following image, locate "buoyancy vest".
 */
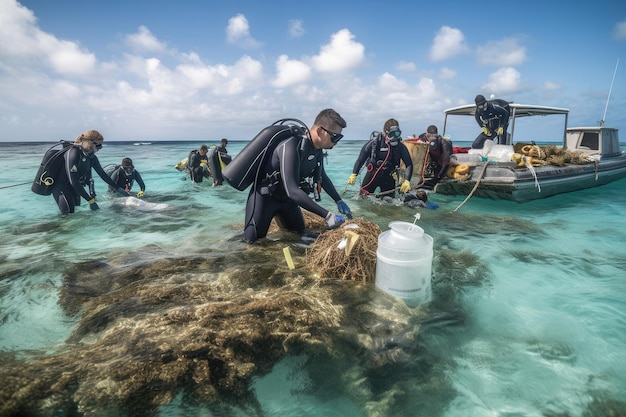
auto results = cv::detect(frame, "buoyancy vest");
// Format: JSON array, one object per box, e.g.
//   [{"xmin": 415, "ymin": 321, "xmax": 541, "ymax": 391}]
[
  {"xmin": 32, "ymin": 141, "xmax": 74, "ymax": 195},
  {"xmin": 368, "ymin": 133, "xmax": 400, "ymax": 171}
]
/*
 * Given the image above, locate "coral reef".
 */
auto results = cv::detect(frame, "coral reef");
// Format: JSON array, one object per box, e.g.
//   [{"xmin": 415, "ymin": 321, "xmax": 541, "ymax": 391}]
[{"xmin": 0, "ymin": 243, "xmax": 425, "ymax": 417}]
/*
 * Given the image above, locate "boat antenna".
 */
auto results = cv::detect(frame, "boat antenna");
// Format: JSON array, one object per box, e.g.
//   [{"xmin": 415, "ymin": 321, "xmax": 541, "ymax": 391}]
[{"xmin": 600, "ymin": 58, "xmax": 619, "ymax": 126}]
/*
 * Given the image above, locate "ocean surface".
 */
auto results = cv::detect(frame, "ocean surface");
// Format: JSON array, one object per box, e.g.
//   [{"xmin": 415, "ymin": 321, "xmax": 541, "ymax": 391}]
[{"xmin": 1, "ymin": 138, "xmax": 625, "ymax": 417}]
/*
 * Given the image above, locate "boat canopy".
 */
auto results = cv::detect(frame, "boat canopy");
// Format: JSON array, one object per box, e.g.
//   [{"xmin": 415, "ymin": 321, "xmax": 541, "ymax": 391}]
[
  {"xmin": 443, "ymin": 103, "xmax": 570, "ymax": 145},
  {"xmin": 444, "ymin": 103, "xmax": 569, "ymax": 117}
]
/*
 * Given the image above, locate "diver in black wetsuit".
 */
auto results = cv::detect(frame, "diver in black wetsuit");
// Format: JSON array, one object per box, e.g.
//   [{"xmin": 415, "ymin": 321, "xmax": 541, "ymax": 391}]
[
  {"xmin": 186, "ymin": 145, "xmax": 210, "ymax": 183},
  {"xmin": 52, "ymin": 130, "xmax": 129, "ymax": 214},
  {"xmin": 347, "ymin": 119, "xmax": 413, "ymax": 196},
  {"xmin": 243, "ymin": 109, "xmax": 353, "ymax": 244},
  {"xmin": 473, "ymin": 94, "xmax": 510, "ymax": 148},
  {"xmin": 107, "ymin": 157, "xmax": 146, "ymax": 196},
  {"xmin": 418, "ymin": 124, "xmax": 453, "ymax": 190}
]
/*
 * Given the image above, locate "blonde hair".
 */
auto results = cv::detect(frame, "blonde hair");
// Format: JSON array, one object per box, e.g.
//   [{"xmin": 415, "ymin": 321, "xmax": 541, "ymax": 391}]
[{"xmin": 74, "ymin": 130, "xmax": 104, "ymax": 152}]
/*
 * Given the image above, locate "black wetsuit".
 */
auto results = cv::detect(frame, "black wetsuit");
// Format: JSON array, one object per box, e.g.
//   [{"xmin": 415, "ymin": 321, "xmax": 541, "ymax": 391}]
[
  {"xmin": 187, "ymin": 150, "xmax": 210, "ymax": 183},
  {"xmin": 108, "ymin": 166, "xmax": 146, "ymax": 193},
  {"xmin": 473, "ymin": 99, "xmax": 510, "ymax": 148},
  {"xmin": 419, "ymin": 133, "xmax": 453, "ymax": 189},
  {"xmin": 351, "ymin": 134, "xmax": 413, "ymax": 195},
  {"xmin": 52, "ymin": 146, "xmax": 120, "ymax": 214},
  {"xmin": 243, "ymin": 135, "xmax": 342, "ymax": 243}
]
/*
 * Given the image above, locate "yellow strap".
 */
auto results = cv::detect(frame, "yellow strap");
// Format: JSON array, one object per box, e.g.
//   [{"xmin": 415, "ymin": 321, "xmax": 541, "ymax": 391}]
[{"xmin": 283, "ymin": 247, "xmax": 295, "ymax": 270}]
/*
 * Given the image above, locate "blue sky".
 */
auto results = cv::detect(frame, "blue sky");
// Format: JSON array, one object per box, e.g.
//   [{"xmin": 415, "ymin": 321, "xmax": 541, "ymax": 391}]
[{"xmin": 1, "ymin": 0, "xmax": 625, "ymax": 142}]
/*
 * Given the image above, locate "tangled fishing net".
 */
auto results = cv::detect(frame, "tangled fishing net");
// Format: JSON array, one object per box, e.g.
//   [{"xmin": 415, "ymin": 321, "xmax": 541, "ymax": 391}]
[
  {"xmin": 306, "ymin": 218, "xmax": 381, "ymax": 282},
  {"xmin": 512, "ymin": 143, "xmax": 595, "ymax": 167}
]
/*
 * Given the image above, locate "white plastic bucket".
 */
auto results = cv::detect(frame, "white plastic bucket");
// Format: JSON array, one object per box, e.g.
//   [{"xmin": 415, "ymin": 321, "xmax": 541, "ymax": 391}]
[{"xmin": 375, "ymin": 221, "xmax": 433, "ymax": 307}]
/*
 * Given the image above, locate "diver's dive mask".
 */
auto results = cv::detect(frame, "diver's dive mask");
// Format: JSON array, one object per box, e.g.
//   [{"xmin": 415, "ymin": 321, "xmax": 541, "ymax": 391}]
[
  {"xmin": 386, "ymin": 126, "xmax": 402, "ymax": 146},
  {"xmin": 121, "ymin": 157, "xmax": 134, "ymax": 174}
]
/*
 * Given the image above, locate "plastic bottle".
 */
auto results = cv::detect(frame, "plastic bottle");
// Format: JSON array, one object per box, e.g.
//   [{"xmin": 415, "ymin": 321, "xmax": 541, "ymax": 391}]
[{"xmin": 375, "ymin": 221, "xmax": 433, "ymax": 307}]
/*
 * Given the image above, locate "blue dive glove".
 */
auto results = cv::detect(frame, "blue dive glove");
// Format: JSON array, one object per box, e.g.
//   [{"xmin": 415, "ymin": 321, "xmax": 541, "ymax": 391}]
[
  {"xmin": 325, "ymin": 212, "xmax": 345, "ymax": 230},
  {"xmin": 427, "ymin": 203, "xmax": 439, "ymax": 210},
  {"xmin": 336, "ymin": 200, "xmax": 353, "ymax": 219}
]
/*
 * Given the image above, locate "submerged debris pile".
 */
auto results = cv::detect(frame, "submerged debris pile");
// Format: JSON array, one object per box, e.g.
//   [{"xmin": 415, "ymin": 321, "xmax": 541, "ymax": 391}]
[
  {"xmin": 306, "ymin": 218, "xmax": 381, "ymax": 282},
  {"xmin": 0, "ymin": 244, "xmax": 426, "ymax": 417}
]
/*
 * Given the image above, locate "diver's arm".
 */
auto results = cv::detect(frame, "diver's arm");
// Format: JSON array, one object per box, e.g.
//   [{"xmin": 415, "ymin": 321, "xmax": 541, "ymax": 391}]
[
  {"xmin": 493, "ymin": 105, "xmax": 509, "ymax": 127},
  {"xmin": 320, "ymin": 169, "xmax": 342, "ymax": 202},
  {"xmin": 352, "ymin": 141, "xmax": 372, "ymax": 174},
  {"xmin": 92, "ymin": 156, "xmax": 123, "ymax": 189},
  {"xmin": 135, "ymin": 171, "xmax": 146, "ymax": 191},
  {"xmin": 65, "ymin": 148, "xmax": 93, "ymax": 202}
]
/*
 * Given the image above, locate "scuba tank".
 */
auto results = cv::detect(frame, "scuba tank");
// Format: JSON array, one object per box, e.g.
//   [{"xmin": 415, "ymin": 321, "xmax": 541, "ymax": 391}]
[
  {"xmin": 31, "ymin": 141, "xmax": 74, "ymax": 195},
  {"xmin": 222, "ymin": 119, "xmax": 308, "ymax": 191},
  {"xmin": 207, "ymin": 146, "xmax": 223, "ymax": 183}
]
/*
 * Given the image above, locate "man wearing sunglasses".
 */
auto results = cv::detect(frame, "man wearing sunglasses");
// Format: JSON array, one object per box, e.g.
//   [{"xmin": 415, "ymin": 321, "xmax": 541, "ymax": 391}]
[
  {"xmin": 473, "ymin": 94, "xmax": 510, "ymax": 149},
  {"xmin": 347, "ymin": 118, "xmax": 413, "ymax": 197},
  {"xmin": 242, "ymin": 108, "xmax": 353, "ymax": 244}
]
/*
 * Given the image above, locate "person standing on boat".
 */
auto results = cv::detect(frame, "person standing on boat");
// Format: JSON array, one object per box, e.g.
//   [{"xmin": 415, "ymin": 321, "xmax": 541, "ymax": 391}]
[
  {"xmin": 418, "ymin": 125, "xmax": 453, "ymax": 190},
  {"xmin": 348, "ymin": 119, "xmax": 413, "ymax": 197},
  {"xmin": 107, "ymin": 157, "xmax": 146, "ymax": 197},
  {"xmin": 186, "ymin": 144, "xmax": 211, "ymax": 183},
  {"xmin": 472, "ymin": 94, "xmax": 510, "ymax": 148},
  {"xmin": 242, "ymin": 108, "xmax": 352, "ymax": 243}
]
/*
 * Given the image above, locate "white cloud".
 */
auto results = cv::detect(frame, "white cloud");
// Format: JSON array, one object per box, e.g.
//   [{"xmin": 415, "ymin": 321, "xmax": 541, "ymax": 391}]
[
  {"xmin": 476, "ymin": 38, "xmax": 527, "ymax": 66},
  {"xmin": 395, "ymin": 61, "xmax": 416, "ymax": 72},
  {"xmin": 430, "ymin": 26, "xmax": 469, "ymax": 61},
  {"xmin": 481, "ymin": 67, "xmax": 521, "ymax": 95},
  {"xmin": 288, "ymin": 19, "xmax": 305, "ymax": 38},
  {"xmin": 614, "ymin": 20, "xmax": 626, "ymax": 40},
  {"xmin": 1, "ymin": 0, "xmax": 622, "ymax": 142},
  {"xmin": 0, "ymin": 0, "xmax": 96, "ymax": 76},
  {"xmin": 440, "ymin": 67, "xmax": 456, "ymax": 79},
  {"xmin": 544, "ymin": 81, "xmax": 561, "ymax": 91},
  {"xmin": 311, "ymin": 29, "xmax": 365, "ymax": 73},
  {"xmin": 226, "ymin": 14, "xmax": 262, "ymax": 49},
  {"xmin": 273, "ymin": 55, "xmax": 311, "ymax": 87},
  {"xmin": 124, "ymin": 26, "xmax": 167, "ymax": 54}
]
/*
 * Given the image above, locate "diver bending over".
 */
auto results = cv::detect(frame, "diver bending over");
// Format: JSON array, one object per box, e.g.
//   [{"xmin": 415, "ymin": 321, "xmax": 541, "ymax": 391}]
[
  {"xmin": 243, "ymin": 109, "xmax": 352, "ymax": 243},
  {"xmin": 53, "ymin": 130, "xmax": 129, "ymax": 214}
]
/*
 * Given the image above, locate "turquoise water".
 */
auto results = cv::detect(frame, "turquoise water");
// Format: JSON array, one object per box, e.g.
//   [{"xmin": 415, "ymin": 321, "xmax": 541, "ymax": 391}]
[{"xmin": 1, "ymin": 139, "xmax": 625, "ymax": 416}]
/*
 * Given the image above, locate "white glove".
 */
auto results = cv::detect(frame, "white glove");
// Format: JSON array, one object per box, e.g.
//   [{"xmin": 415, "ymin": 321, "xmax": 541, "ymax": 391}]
[{"xmin": 325, "ymin": 212, "xmax": 345, "ymax": 230}]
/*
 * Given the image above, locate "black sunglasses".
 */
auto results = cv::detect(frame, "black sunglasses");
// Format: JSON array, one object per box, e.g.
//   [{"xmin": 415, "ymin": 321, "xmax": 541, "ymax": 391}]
[{"xmin": 320, "ymin": 126, "xmax": 343, "ymax": 143}]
